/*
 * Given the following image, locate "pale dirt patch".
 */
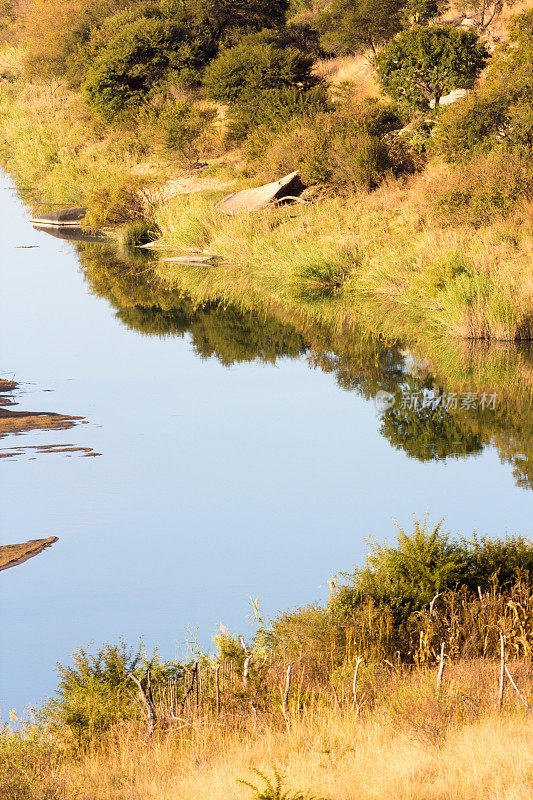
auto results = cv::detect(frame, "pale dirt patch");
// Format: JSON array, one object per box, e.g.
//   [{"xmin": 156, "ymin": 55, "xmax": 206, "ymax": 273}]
[{"xmin": 146, "ymin": 174, "xmax": 237, "ymax": 204}]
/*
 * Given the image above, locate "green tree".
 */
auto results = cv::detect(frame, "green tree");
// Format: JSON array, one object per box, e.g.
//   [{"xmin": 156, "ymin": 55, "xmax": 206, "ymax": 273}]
[
  {"xmin": 320, "ymin": 0, "xmax": 406, "ymax": 55},
  {"xmin": 376, "ymin": 26, "xmax": 488, "ymax": 108},
  {"xmin": 83, "ymin": 14, "xmax": 215, "ymax": 118},
  {"xmin": 203, "ymin": 41, "xmax": 317, "ymax": 104},
  {"xmin": 191, "ymin": 0, "xmax": 289, "ymax": 40}
]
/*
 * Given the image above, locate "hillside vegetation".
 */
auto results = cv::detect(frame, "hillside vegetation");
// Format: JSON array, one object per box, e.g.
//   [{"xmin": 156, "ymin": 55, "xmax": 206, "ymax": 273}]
[{"xmin": 0, "ymin": 1, "xmax": 532, "ymax": 343}]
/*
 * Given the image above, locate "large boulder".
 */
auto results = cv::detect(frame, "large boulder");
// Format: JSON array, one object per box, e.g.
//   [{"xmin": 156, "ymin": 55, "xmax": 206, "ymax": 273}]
[{"xmin": 216, "ymin": 172, "xmax": 305, "ymax": 216}]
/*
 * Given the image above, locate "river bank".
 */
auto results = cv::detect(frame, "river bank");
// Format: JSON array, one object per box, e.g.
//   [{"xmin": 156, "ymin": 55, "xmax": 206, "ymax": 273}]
[
  {"xmin": 1, "ymin": 44, "xmax": 532, "ymax": 347},
  {"xmin": 3, "ymin": 525, "xmax": 533, "ymax": 800}
]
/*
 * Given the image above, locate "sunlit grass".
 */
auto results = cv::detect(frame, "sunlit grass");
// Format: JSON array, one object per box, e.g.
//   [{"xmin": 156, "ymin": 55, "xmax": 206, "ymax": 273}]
[
  {"xmin": 3, "ymin": 661, "xmax": 532, "ymax": 800},
  {"xmin": 155, "ymin": 187, "xmax": 533, "ymax": 343}
]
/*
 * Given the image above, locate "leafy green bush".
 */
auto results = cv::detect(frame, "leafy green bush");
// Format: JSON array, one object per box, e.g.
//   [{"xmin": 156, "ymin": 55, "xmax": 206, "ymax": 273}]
[
  {"xmin": 319, "ymin": 0, "xmax": 405, "ymax": 55},
  {"xmin": 402, "ymin": 0, "xmax": 441, "ymax": 26},
  {"xmin": 155, "ymin": 101, "xmax": 217, "ymax": 163},
  {"xmin": 239, "ymin": 767, "xmax": 328, "ymax": 800},
  {"xmin": 46, "ymin": 641, "xmax": 183, "ymax": 744},
  {"xmin": 228, "ymin": 86, "xmax": 331, "ymax": 142},
  {"xmin": 203, "ymin": 41, "xmax": 317, "ymax": 105},
  {"xmin": 332, "ymin": 519, "xmax": 533, "ymax": 627},
  {"xmin": 248, "ymin": 99, "xmax": 402, "ymax": 187},
  {"xmin": 434, "ymin": 11, "xmax": 533, "ymax": 160},
  {"xmin": 195, "ymin": 0, "xmax": 289, "ymax": 41},
  {"xmin": 376, "ymin": 26, "xmax": 488, "ymax": 109},
  {"xmin": 83, "ymin": 13, "xmax": 215, "ymax": 119}
]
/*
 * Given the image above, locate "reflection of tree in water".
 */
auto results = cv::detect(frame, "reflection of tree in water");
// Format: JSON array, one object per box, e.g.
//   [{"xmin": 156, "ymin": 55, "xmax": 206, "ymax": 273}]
[
  {"xmin": 80, "ymin": 245, "xmax": 307, "ymax": 366},
  {"xmin": 77, "ymin": 244, "xmax": 533, "ymax": 488},
  {"xmin": 379, "ymin": 380, "xmax": 483, "ymax": 462}
]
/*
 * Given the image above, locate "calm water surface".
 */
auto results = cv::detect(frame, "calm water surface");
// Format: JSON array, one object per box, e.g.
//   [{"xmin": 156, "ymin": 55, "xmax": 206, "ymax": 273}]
[{"xmin": 1, "ymin": 172, "xmax": 532, "ymax": 712}]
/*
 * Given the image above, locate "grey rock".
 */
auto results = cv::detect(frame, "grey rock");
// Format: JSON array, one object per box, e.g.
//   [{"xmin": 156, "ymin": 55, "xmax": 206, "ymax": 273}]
[
  {"xmin": 216, "ymin": 171, "xmax": 305, "ymax": 216},
  {"xmin": 31, "ymin": 206, "xmax": 87, "ymax": 227}
]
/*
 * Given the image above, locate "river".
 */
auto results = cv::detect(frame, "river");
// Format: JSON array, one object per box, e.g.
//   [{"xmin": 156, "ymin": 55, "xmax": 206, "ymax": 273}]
[{"xmin": 1, "ymin": 171, "xmax": 532, "ymax": 713}]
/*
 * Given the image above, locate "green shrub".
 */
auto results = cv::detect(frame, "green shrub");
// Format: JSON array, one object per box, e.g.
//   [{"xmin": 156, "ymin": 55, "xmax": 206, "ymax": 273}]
[
  {"xmin": 83, "ymin": 14, "xmax": 215, "ymax": 119},
  {"xmin": 239, "ymin": 767, "xmax": 328, "ymax": 800},
  {"xmin": 46, "ymin": 641, "xmax": 183, "ymax": 744},
  {"xmin": 434, "ymin": 12, "xmax": 533, "ymax": 160},
  {"xmin": 155, "ymin": 101, "xmax": 217, "ymax": 163},
  {"xmin": 376, "ymin": 26, "xmax": 488, "ymax": 109},
  {"xmin": 203, "ymin": 41, "xmax": 318, "ymax": 105},
  {"xmin": 319, "ymin": 0, "xmax": 405, "ymax": 55},
  {"xmin": 228, "ymin": 86, "xmax": 331, "ymax": 142},
  {"xmin": 195, "ymin": 0, "xmax": 289, "ymax": 40},
  {"xmin": 246, "ymin": 99, "xmax": 402, "ymax": 187},
  {"xmin": 332, "ymin": 519, "xmax": 533, "ymax": 627}
]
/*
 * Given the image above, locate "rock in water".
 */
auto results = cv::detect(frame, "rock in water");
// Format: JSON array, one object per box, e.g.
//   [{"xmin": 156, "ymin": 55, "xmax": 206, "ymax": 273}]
[
  {"xmin": 32, "ymin": 224, "xmax": 107, "ymax": 243},
  {"xmin": 161, "ymin": 254, "xmax": 216, "ymax": 265},
  {"xmin": 31, "ymin": 207, "xmax": 87, "ymax": 227},
  {"xmin": 217, "ymin": 172, "xmax": 305, "ymax": 216}
]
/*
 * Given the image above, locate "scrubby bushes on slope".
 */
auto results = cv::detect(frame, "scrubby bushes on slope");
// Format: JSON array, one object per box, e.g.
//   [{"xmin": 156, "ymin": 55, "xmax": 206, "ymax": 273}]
[{"xmin": 429, "ymin": 9, "xmax": 533, "ymax": 223}]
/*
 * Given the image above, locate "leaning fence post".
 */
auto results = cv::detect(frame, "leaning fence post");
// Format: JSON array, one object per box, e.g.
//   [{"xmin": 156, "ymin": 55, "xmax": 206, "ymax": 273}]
[
  {"xmin": 504, "ymin": 665, "xmax": 531, "ymax": 711},
  {"xmin": 352, "ymin": 657, "xmax": 363, "ymax": 713},
  {"xmin": 498, "ymin": 633, "xmax": 506, "ymax": 710},
  {"xmin": 436, "ymin": 642, "xmax": 446, "ymax": 695},
  {"xmin": 282, "ymin": 664, "xmax": 292, "ymax": 729}
]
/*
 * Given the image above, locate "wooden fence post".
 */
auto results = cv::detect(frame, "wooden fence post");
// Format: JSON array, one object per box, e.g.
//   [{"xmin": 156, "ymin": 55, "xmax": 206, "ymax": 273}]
[
  {"xmin": 498, "ymin": 633, "xmax": 505, "ymax": 710},
  {"xmin": 215, "ymin": 663, "xmax": 221, "ymax": 716},
  {"xmin": 243, "ymin": 654, "xmax": 252, "ymax": 687},
  {"xmin": 436, "ymin": 642, "xmax": 446, "ymax": 695},
  {"xmin": 282, "ymin": 664, "xmax": 292, "ymax": 729},
  {"xmin": 352, "ymin": 657, "xmax": 363, "ymax": 713}
]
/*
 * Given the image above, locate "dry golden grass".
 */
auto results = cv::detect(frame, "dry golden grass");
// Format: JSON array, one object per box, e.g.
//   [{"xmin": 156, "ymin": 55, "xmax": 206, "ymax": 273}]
[
  {"xmin": 59, "ymin": 661, "xmax": 533, "ymax": 800},
  {"xmin": 314, "ymin": 53, "xmax": 381, "ymax": 99},
  {"xmin": 155, "ymin": 174, "xmax": 533, "ymax": 342}
]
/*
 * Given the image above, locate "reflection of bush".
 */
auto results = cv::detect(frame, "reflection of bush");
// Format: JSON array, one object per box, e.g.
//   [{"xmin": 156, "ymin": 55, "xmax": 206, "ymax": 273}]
[
  {"xmin": 79, "ymin": 245, "xmax": 307, "ymax": 366},
  {"xmin": 78, "ymin": 244, "xmax": 533, "ymax": 488},
  {"xmin": 380, "ymin": 389, "xmax": 484, "ymax": 461}
]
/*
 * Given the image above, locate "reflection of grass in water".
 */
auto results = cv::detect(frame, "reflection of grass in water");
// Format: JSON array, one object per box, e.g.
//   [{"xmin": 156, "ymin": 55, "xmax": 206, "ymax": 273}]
[
  {"xmin": 79, "ymin": 244, "xmax": 307, "ymax": 366},
  {"xmin": 77, "ymin": 244, "xmax": 533, "ymax": 489},
  {"xmin": 154, "ymin": 190, "xmax": 533, "ymax": 343}
]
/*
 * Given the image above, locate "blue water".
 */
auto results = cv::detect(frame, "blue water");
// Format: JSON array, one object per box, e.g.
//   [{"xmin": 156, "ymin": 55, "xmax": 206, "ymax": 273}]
[{"xmin": 1, "ymin": 172, "xmax": 531, "ymax": 713}]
